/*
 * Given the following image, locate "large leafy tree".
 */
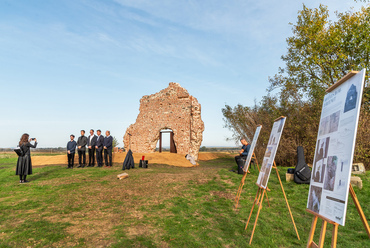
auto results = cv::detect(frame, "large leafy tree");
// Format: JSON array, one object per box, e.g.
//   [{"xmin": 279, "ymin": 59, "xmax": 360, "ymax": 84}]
[{"xmin": 223, "ymin": 4, "xmax": 370, "ymax": 167}]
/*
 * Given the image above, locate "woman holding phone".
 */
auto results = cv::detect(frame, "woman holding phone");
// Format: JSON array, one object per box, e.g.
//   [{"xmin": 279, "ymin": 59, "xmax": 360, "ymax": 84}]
[{"xmin": 16, "ymin": 133, "xmax": 37, "ymax": 183}]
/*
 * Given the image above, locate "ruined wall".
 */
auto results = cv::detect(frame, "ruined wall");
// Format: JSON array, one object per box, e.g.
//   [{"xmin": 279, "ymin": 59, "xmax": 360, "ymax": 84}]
[{"xmin": 123, "ymin": 82, "xmax": 204, "ymax": 160}]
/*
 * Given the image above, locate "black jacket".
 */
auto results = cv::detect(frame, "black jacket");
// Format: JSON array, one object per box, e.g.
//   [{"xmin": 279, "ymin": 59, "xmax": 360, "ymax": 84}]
[
  {"xmin": 87, "ymin": 135, "xmax": 97, "ymax": 148},
  {"xmin": 104, "ymin": 136, "xmax": 113, "ymax": 149},
  {"xmin": 21, "ymin": 142, "xmax": 37, "ymax": 155},
  {"xmin": 77, "ymin": 136, "xmax": 88, "ymax": 151},
  {"xmin": 95, "ymin": 135, "xmax": 104, "ymax": 151}
]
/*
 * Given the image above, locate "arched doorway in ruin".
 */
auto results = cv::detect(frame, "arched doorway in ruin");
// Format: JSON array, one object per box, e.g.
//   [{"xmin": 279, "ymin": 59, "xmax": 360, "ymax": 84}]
[{"xmin": 158, "ymin": 129, "xmax": 177, "ymax": 153}]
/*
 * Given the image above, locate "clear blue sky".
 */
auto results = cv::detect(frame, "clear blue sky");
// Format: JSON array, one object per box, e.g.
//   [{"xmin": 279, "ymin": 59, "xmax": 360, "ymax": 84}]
[{"xmin": 0, "ymin": 0, "xmax": 365, "ymax": 148}]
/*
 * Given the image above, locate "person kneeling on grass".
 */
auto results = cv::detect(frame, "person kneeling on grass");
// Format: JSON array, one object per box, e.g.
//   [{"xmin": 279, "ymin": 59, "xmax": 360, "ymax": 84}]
[
  {"xmin": 67, "ymin": 134, "xmax": 77, "ymax": 169},
  {"xmin": 234, "ymin": 138, "xmax": 251, "ymax": 173}
]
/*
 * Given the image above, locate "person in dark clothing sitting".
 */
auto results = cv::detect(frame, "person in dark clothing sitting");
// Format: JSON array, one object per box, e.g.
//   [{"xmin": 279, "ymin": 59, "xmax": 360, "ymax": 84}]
[
  {"xmin": 235, "ymin": 138, "xmax": 251, "ymax": 173},
  {"xmin": 67, "ymin": 135, "xmax": 77, "ymax": 169}
]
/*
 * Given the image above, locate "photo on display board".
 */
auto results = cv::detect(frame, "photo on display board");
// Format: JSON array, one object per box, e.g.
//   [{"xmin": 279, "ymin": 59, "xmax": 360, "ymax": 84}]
[
  {"xmin": 307, "ymin": 185, "xmax": 322, "ymax": 213},
  {"xmin": 315, "ymin": 137, "xmax": 330, "ymax": 161},
  {"xmin": 312, "ymin": 137, "xmax": 330, "ymax": 183},
  {"xmin": 337, "ymin": 159, "xmax": 348, "ymax": 193},
  {"xmin": 319, "ymin": 116, "xmax": 330, "ymax": 136},
  {"xmin": 257, "ymin": 158, "xmax": 269, "ymax": 186},
  {"xmin": 344, "ymin": 84, "xmax": 358, "ymax": 113},
  {"xmin": 261, "ymin": 163, "xmax": 272, "ymax": 187},
  {"xmin": 265, "ymin": 146, "xmax": 273, "ymax": 157},
  {"xmin": 324, "ymin": 156, "xmax": 337, "ymax": 191},
  {"xmin": 329, "ymin": 111, "xmax": 340, "ymax": 133},
  {"xmin": 268, "ymin": 132, "xmax": 274, "ymax": 145}
]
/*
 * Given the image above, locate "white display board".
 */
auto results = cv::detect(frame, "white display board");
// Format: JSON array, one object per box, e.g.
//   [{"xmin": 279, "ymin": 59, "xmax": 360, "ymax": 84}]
[
  {"xmin": 306, "ymin": 69, "xmax": 366, "ymax": 226},
  {"xmin": 256, "ymin": 117, "xmax": 286, "ymax": 189},
  {"xmin": 242, "ymin": 125, "xmax": 262, "ymax": 173}
]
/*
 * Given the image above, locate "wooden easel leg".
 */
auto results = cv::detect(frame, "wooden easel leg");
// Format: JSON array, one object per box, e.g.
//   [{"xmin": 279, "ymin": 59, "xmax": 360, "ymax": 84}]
[
  {"xmin": 263, "ymin": 189, "xmax": 270, "ymax": 207},
  {"xmin": 349, "ymin": 184, "xmax": 370, "ymax": 238},
  {"xmin": 234, "ymin": 172, "xmax": 247, "ymax": 209},
  {"xmin": 318, "ymin": 220, "xmax": 327, "ymax": 248},
  {"xmin": 253, "ymin": 153, "xmax": 260, "ymax": 172},
  {"xmin": 274, "ymin": 165, "xmax": 300, "ymax": 240},
  {"xmin": 249, "ymin": 189, "xmax": 265, "ymax": 244},
  {"xmin": 245, "ymin": 188, "xmax": 261, "ymax": 230},
  {"xmin": 306, "ymin": 216, "xmax": 318, "ymax": 248},
  {"xmin": 331, "ymin": 223, "xmax": 338, "ymax": 248}
]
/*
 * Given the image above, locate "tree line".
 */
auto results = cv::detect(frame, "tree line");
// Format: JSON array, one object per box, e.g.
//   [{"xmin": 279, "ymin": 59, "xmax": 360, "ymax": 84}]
[{"xmin": 222, "ymin": 4, "xmax": 370, "ymax": 169}]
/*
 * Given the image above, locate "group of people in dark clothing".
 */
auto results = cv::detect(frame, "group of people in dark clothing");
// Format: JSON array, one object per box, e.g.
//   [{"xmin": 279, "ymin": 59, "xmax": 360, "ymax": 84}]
[
  {"xmin": 15, "ymin": 129, "xmax": 114, "ymax": 183},
  {"xmin": 67, "ymin": 129, "xmax": 113, "ymax": 169}
]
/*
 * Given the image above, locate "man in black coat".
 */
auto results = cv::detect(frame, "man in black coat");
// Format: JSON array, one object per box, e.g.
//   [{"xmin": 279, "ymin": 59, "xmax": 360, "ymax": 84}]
[
  {"xmin": 77, "ymin": 130, "xmax": 88, "ymax": 168},
  {"xmin": 87, "ymin": 129, "xmax": 97, "ymax": 167},
  {"xmin": 104, "ymin": 130, "xmax": 113, "ymax": 167},
  {"xmin": 95, "ymin": 129, "xmax": 104, "ymax": 167}
]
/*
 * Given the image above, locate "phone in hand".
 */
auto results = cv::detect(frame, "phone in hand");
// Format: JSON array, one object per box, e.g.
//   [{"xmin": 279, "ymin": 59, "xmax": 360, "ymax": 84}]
[{"xmin": 31, "ymin": 138, "xmax": 36, "ymax": 141}]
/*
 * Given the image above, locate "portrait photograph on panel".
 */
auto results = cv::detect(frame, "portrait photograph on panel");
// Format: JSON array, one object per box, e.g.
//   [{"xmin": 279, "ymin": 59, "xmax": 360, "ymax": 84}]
[
  {"xmin": 329, "ymin": 110, "xmax": 340, "ymax": 133},
  {"xmin": 324, "ymin": 156, "xmax": 337, "ymax": 191},
  {"xmin": 319, "ymin": 115, "xmax": 330, "ymax": 136},
  {"xmin": 308, "ymin": 185, "xmax": 323, "ymax": 213},
  {"xmin": 261, "ymin": 163, "xmax": 272, "ymax": 187},
  {"xmin": 344, "ymin": 84, "xmax": 358, "ymax": 113}
]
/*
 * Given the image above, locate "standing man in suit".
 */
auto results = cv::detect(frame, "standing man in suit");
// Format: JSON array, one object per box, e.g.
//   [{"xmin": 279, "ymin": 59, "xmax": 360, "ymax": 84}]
[
  {"xmin": 67, "ymin": 135, "xmax": 77, "ymax": 169},
  {"xmin": 104, "ymin": 130, "xmax": 113, "ymax": 167},
  {"xmin": 95, "ymin": 129, "xmax": 104, "ymax": 167},
  {"xmin": 77, "ymin": 130, "xmax": 88, "ymax": 168},
  {"xmin": 87, "ymin": 129, "xmax": 97, "ymax": 167}
]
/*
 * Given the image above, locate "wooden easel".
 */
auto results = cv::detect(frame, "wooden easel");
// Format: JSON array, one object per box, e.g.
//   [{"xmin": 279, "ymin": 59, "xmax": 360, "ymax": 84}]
[
  {"xmin": 245, "ymin": 161, "xmax": 300, "ymax": 244},
  {"xmin": 234, "ymin": 152, "xmax": 266, "ymax": 209},
  {"xmin": 306, "ymin": 184, "xmax": 370, "ymax": 248}
]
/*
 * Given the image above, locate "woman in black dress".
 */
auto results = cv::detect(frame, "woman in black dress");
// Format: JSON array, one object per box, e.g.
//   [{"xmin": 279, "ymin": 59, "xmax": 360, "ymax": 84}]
[{"xmin": 16, "ymin": 133, "xmax": 37, "ymax": 183}]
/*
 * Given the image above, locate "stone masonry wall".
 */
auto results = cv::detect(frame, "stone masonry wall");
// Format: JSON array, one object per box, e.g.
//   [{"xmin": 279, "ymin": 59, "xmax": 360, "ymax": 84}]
[{"xmin": 123, "ymin": 82, "xmax": 204, "ymax": 160}]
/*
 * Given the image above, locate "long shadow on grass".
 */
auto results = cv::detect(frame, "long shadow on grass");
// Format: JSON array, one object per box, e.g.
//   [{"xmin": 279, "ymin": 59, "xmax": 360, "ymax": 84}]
[{"xmin": 28, "ymin": 166, "xmax": 61, "ymax": 182}]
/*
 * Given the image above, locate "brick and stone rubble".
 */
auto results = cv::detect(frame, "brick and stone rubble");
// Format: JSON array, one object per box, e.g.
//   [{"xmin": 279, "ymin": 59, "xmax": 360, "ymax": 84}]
[{"xmin": 123, "ymin": 82, "xmax": 205, "ymax": 160}]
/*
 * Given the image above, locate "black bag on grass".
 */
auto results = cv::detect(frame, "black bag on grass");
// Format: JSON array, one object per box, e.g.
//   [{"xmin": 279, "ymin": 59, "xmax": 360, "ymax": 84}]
[
  {"xmin": 294, "ymin": 146, "xmax": 311, "ymax": 184},
  {"xmin": 139, "ymin": 160, "xmax": 148, "ymax": 168}
]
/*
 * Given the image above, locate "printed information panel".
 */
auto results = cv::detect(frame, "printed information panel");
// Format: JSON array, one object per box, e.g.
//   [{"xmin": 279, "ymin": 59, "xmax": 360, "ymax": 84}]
[
  {"xmin": 243, "ymin": 125, "xmax": 262, "ymax": 172},
  {"xmin": 306, "ymin": 69, "xmax": 366, "ymax": 226},
  {"xmin": 256, "ymin": 117, "xmax": 286, "ymax": 189}
]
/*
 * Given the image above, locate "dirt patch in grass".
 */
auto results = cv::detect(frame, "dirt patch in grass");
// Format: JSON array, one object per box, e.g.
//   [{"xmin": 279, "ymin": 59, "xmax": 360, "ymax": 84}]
[
  {"xmin": 210, "ymin": 191, "xmax": 235, "ymax": 200},
  {"xmin": 31, "ymin": 152, "xmax": 235, "ymax": 168},
  {"xmin": 198, "ymin": 152, "xmax": 235, "ymax": 161}
]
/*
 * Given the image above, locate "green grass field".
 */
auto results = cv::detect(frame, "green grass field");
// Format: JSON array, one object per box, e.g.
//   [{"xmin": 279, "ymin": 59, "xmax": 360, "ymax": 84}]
[{"xmin": 0, "ymin": 153, "xmax": 369, "ymax": 247}]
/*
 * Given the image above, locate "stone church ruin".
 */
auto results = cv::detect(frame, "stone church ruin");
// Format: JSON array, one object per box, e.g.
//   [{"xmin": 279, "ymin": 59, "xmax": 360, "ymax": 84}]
[{"xmin": 123, "ymin": 82, "xmax": 204, "ymax": 160}]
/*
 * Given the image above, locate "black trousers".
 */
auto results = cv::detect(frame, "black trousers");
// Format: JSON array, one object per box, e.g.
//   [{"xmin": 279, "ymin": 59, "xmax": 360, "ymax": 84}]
[
  {"xmin": 104, "ymin": 148, "xmax": 112, "ymax": 166},
  {"xmin": 78, "ymin": 150, "xmax": 86, "ymax": 166},
  {"xmin": 68, "ymin": 153, "xmax": 75, "ymax": 167},
  {"xmin": 88, "ymin": 147, "xmax": 95, "ymax": 166},
  {"xmin": 235, "ymin": 155, "xmax": 247, "ymax": 168},
  {"xmin": 96, "ymin": 148, "xmax": 103, "ymax": 167}
]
